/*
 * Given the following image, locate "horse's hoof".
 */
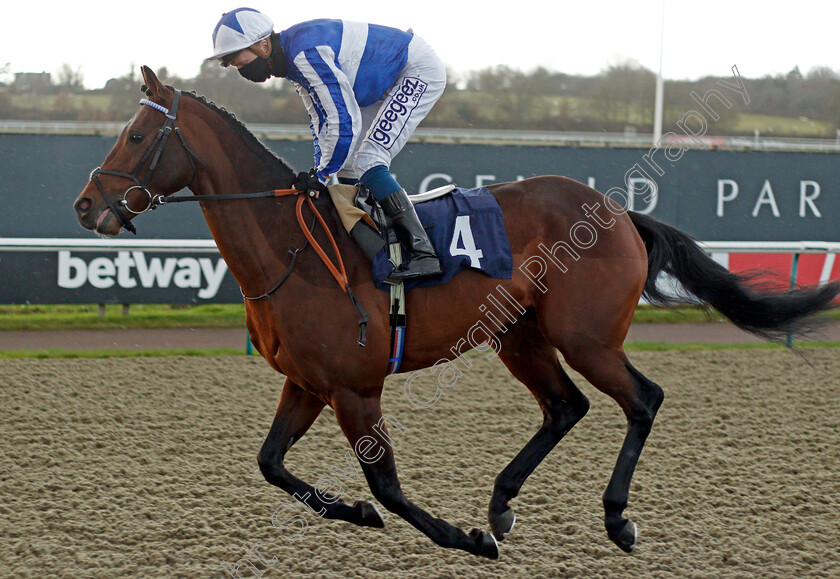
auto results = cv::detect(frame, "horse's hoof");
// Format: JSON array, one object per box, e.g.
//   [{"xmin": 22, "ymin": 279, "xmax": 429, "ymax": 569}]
[
  {"xmin": 355, "ymin": 500, "xmax": 385, "ymax": 528},
  {"xmin": 469, "ymin": 527, "xmax": 500, "ymax": 560},
  {"xmin": 607, "ymin": 518, "xmax": 638, "ymax": 553},
  {"xmin": 488, "ymin": 508, "xmax": 516, "ymax": 541}
]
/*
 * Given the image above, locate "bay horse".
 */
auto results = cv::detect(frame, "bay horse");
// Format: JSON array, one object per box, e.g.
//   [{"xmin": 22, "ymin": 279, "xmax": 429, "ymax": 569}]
[{"xmin": 73, "ymin": 67, "xmax": 838, "ymax": 560}]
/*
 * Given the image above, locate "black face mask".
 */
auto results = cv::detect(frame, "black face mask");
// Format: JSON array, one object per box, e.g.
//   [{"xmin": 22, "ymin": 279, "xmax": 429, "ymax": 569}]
[{"xmin": 238, "ymin": 57, "xmax": 271, "ymax": 83}]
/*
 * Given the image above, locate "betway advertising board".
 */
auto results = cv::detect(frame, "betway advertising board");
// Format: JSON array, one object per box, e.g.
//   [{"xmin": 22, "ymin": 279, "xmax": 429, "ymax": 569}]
[
  {"xmin": 2, "ymin": 132, "xmax": 839, "ymax": 304},
  {"xmin": 0, "ymin": 247, "xmax": 239, "ymax": 304}
]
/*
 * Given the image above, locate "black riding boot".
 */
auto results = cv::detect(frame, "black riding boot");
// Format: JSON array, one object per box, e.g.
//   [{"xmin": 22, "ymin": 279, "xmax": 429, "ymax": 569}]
[{"xmin": 379, "ymin": 189, "xmax": 443, "ymax": 281}]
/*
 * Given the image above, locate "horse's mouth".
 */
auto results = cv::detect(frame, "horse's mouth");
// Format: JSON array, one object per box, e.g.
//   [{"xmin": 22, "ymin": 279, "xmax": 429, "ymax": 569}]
[
  {"xmin": 93, "ymin": 208, "xmax": 123, "ymax": 237},
  {"xmin": 96, "ymin": 208, "xmax": 111, "ymax": 229},
  {"xmin": 75, "ymin": 192, "xmax": 126, "ymax": 236}
]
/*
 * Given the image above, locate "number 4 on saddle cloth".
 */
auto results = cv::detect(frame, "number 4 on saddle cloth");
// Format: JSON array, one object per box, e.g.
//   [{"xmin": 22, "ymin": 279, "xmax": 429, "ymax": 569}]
[
  {"xmin": 335, "ymin": 184, "xmax": 513, "ymax": 373},
  {"xmin": 352, "ymin": 186, "xmax": 514, "ymax": 291}
]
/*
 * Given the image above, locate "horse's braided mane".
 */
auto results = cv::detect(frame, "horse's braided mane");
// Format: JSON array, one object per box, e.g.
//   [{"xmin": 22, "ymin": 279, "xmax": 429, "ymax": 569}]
[{"xmin": 144, "ymin": 84, "xmax": 296, "ymax": 180}]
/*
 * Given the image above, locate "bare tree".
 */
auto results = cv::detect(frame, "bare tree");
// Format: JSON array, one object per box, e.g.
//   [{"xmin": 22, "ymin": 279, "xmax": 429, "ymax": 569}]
[
  {"xmin": 56, "ymin": 63, "xmax": 85, "ymax": 91},
  {"xmin": 0, "ymin": 62, "xmax": 11, "ymax": 85}
]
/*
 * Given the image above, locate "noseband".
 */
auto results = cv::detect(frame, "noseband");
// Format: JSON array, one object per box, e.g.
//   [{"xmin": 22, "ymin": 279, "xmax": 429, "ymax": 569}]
[{"xmin": 88, "ymin": 89, "xmax": 205, "ymax": 234}]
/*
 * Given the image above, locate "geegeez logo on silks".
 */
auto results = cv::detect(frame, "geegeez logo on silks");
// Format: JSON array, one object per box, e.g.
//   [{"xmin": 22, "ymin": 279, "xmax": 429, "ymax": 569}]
[{"xmin": 370, "ymin": 77, "xmax": 428, "ymax": 150}]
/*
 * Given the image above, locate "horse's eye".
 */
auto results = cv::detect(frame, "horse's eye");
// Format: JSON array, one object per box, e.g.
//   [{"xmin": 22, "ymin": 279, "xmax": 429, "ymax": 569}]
[{"xmin": 129, "ymin": 132, "xmax": 144, "ymax": 143}]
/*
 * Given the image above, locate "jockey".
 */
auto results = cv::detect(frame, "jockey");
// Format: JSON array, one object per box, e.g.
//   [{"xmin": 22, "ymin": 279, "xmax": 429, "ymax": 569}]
[{"xmin": 208, "ymin": 8, "xmax": 445, "ymax": 281}]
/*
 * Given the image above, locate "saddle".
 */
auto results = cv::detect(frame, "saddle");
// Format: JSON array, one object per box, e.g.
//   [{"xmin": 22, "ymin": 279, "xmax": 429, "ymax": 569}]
[
  {"xmin": 324, "ymin": 182, "xmax": 512, "ymax": 372},
  {"xmin": 353, "ymin": 183, "xmax": 457, "ymax": 240}
]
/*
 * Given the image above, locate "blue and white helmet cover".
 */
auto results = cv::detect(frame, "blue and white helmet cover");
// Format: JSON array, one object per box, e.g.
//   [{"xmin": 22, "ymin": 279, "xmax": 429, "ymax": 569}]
[{"xmin": 209, "ymin": 8, "xmax": 274, "ymax": 60}]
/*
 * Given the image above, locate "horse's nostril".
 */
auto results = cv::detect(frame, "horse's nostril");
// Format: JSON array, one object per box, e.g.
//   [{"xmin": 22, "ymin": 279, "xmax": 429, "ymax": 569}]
[{"xmin": 75, "ymin": 197, "xmax": 92, "ymax": 214}]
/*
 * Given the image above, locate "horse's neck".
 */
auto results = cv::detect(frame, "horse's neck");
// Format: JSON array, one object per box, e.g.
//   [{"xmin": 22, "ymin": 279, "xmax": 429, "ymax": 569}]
[{"xmin": 191, "ymin": 155, "xmax": 297, "ymax": 291}]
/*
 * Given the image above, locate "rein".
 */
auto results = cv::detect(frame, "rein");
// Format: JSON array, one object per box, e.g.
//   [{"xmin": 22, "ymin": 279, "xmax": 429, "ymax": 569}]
[
  {"xmin": 87, "ymin": 91, "xmax": 369, "ymax": 345},
  {"xmin": 152, "ymin": 188, "xmax": 298, "ymax": 206}
]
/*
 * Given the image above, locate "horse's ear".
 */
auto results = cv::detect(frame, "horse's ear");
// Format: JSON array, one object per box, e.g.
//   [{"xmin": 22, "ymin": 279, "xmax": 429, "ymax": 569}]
[{"xmin": 140, "ymin": 66, "xmax": 165, "ymax": 98}]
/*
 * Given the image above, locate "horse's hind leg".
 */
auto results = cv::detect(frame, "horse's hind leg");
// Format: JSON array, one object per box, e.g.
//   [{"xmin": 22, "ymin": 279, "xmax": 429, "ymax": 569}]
[
  {"xmin": 489, "ymin": 316, "xmax": 590, "ymax": 540},
  {"xmin": 559, "ymin": 338, "xmax": 664, "ymax": 553},
  {"xmin": 257, "ymin": 378, "xmax": 384, "ymax": 529},
  {"xmin": 332, "ymin": 391, "xmax": 500, "ymax": 559}
]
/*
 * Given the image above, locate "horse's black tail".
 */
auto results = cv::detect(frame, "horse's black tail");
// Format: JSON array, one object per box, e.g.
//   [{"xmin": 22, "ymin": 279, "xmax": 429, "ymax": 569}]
[{"xmin": 628, "ymin": 211, "xmax": 840, "ymax": 343}]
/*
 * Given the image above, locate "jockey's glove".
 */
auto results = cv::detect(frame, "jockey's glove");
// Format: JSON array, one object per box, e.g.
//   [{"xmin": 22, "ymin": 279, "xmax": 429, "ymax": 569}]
[{"xmin": 294, "ymin": 168, "xmax": 329, "ymax": 197}]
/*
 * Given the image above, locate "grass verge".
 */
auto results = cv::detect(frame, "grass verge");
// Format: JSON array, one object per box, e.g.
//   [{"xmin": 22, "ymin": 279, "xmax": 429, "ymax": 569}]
[
  {"xmin": 0, "ymin": 304, "xmax": 744, "ymax": 331},
  {"xmin": 0, "ymin": 341, "xmax": 837, "ymax": 359},
  {"xmin": 0, "ymin": 347, "xmax": 244, "ymax": 359},
  {"xmin": 625, "ymin": 340, "xmax": 840, "ymax": 351},
  {"xmin": 0, "ymin": 304, "xmax": 246, "ymax": 331}
]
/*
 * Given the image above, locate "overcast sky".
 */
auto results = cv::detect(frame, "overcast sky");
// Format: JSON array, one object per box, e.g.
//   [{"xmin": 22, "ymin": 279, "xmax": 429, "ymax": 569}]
[{"xmin": 3, "ymin": 1, "xmax": 836, "ymax": 89}]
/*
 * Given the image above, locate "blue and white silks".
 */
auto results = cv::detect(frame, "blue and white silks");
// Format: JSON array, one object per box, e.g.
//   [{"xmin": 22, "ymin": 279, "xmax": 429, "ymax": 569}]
[{"xmin": 278, "ymin": 20, "xmax": 414, "ymax": 182}]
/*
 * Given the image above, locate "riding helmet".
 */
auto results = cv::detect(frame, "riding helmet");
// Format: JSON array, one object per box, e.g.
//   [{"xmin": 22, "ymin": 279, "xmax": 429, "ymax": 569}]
[{"xmin": 208, "ymin": 8, "xmax": 274, "ymax": 60}]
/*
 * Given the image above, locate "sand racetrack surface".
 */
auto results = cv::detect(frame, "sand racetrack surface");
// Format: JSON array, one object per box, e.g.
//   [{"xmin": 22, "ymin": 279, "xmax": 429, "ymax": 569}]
[{"xmin": 2, "ymin": 349, "xmax": 839, "ymax": 578}]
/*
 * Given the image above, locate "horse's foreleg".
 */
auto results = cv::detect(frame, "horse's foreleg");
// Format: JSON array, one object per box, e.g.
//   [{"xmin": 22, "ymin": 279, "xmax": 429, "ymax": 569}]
[
  {"xmin": 258, "ymin": 378, "xmax": 384, "ymax": 528},
  {"xmin": 332, "ymin": 391, "xmax": 500, "ymax": 559},
  {"xmin": 489, "ymin": 321, "xmax": 590, "ymax": 540},
  {"xmin": 560, "ymin": 341, "xmax": 664, "ymax": 553}
]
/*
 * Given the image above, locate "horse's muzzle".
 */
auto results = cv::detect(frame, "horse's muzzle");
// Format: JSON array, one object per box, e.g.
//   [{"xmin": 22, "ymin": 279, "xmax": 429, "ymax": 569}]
[
  {"xmin": 74, "ymin": 196, "xmax": 92, "ymax": 216},
  {"xmin": 74, "ymin": 193, "xmax": 124, "ymax": 236},
  {"xmin": 74, "ymin": 195, "xmax": 96, "ymax": 230}
]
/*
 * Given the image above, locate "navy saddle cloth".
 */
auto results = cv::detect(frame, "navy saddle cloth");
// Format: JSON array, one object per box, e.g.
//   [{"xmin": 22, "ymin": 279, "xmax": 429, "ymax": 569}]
[{"xmin": 370, "ymin": 187, "xmax": 513, "ymax": 291}]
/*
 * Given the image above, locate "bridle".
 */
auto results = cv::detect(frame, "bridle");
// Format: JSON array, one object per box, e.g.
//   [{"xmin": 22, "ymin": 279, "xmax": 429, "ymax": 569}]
[
  {"xmin": 88, "ymin": 89, "xmax": 205, "ymax": 234},
  {"xmin": 85, "ymin": 89, "xmax": 370, "ymax": 345}
]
